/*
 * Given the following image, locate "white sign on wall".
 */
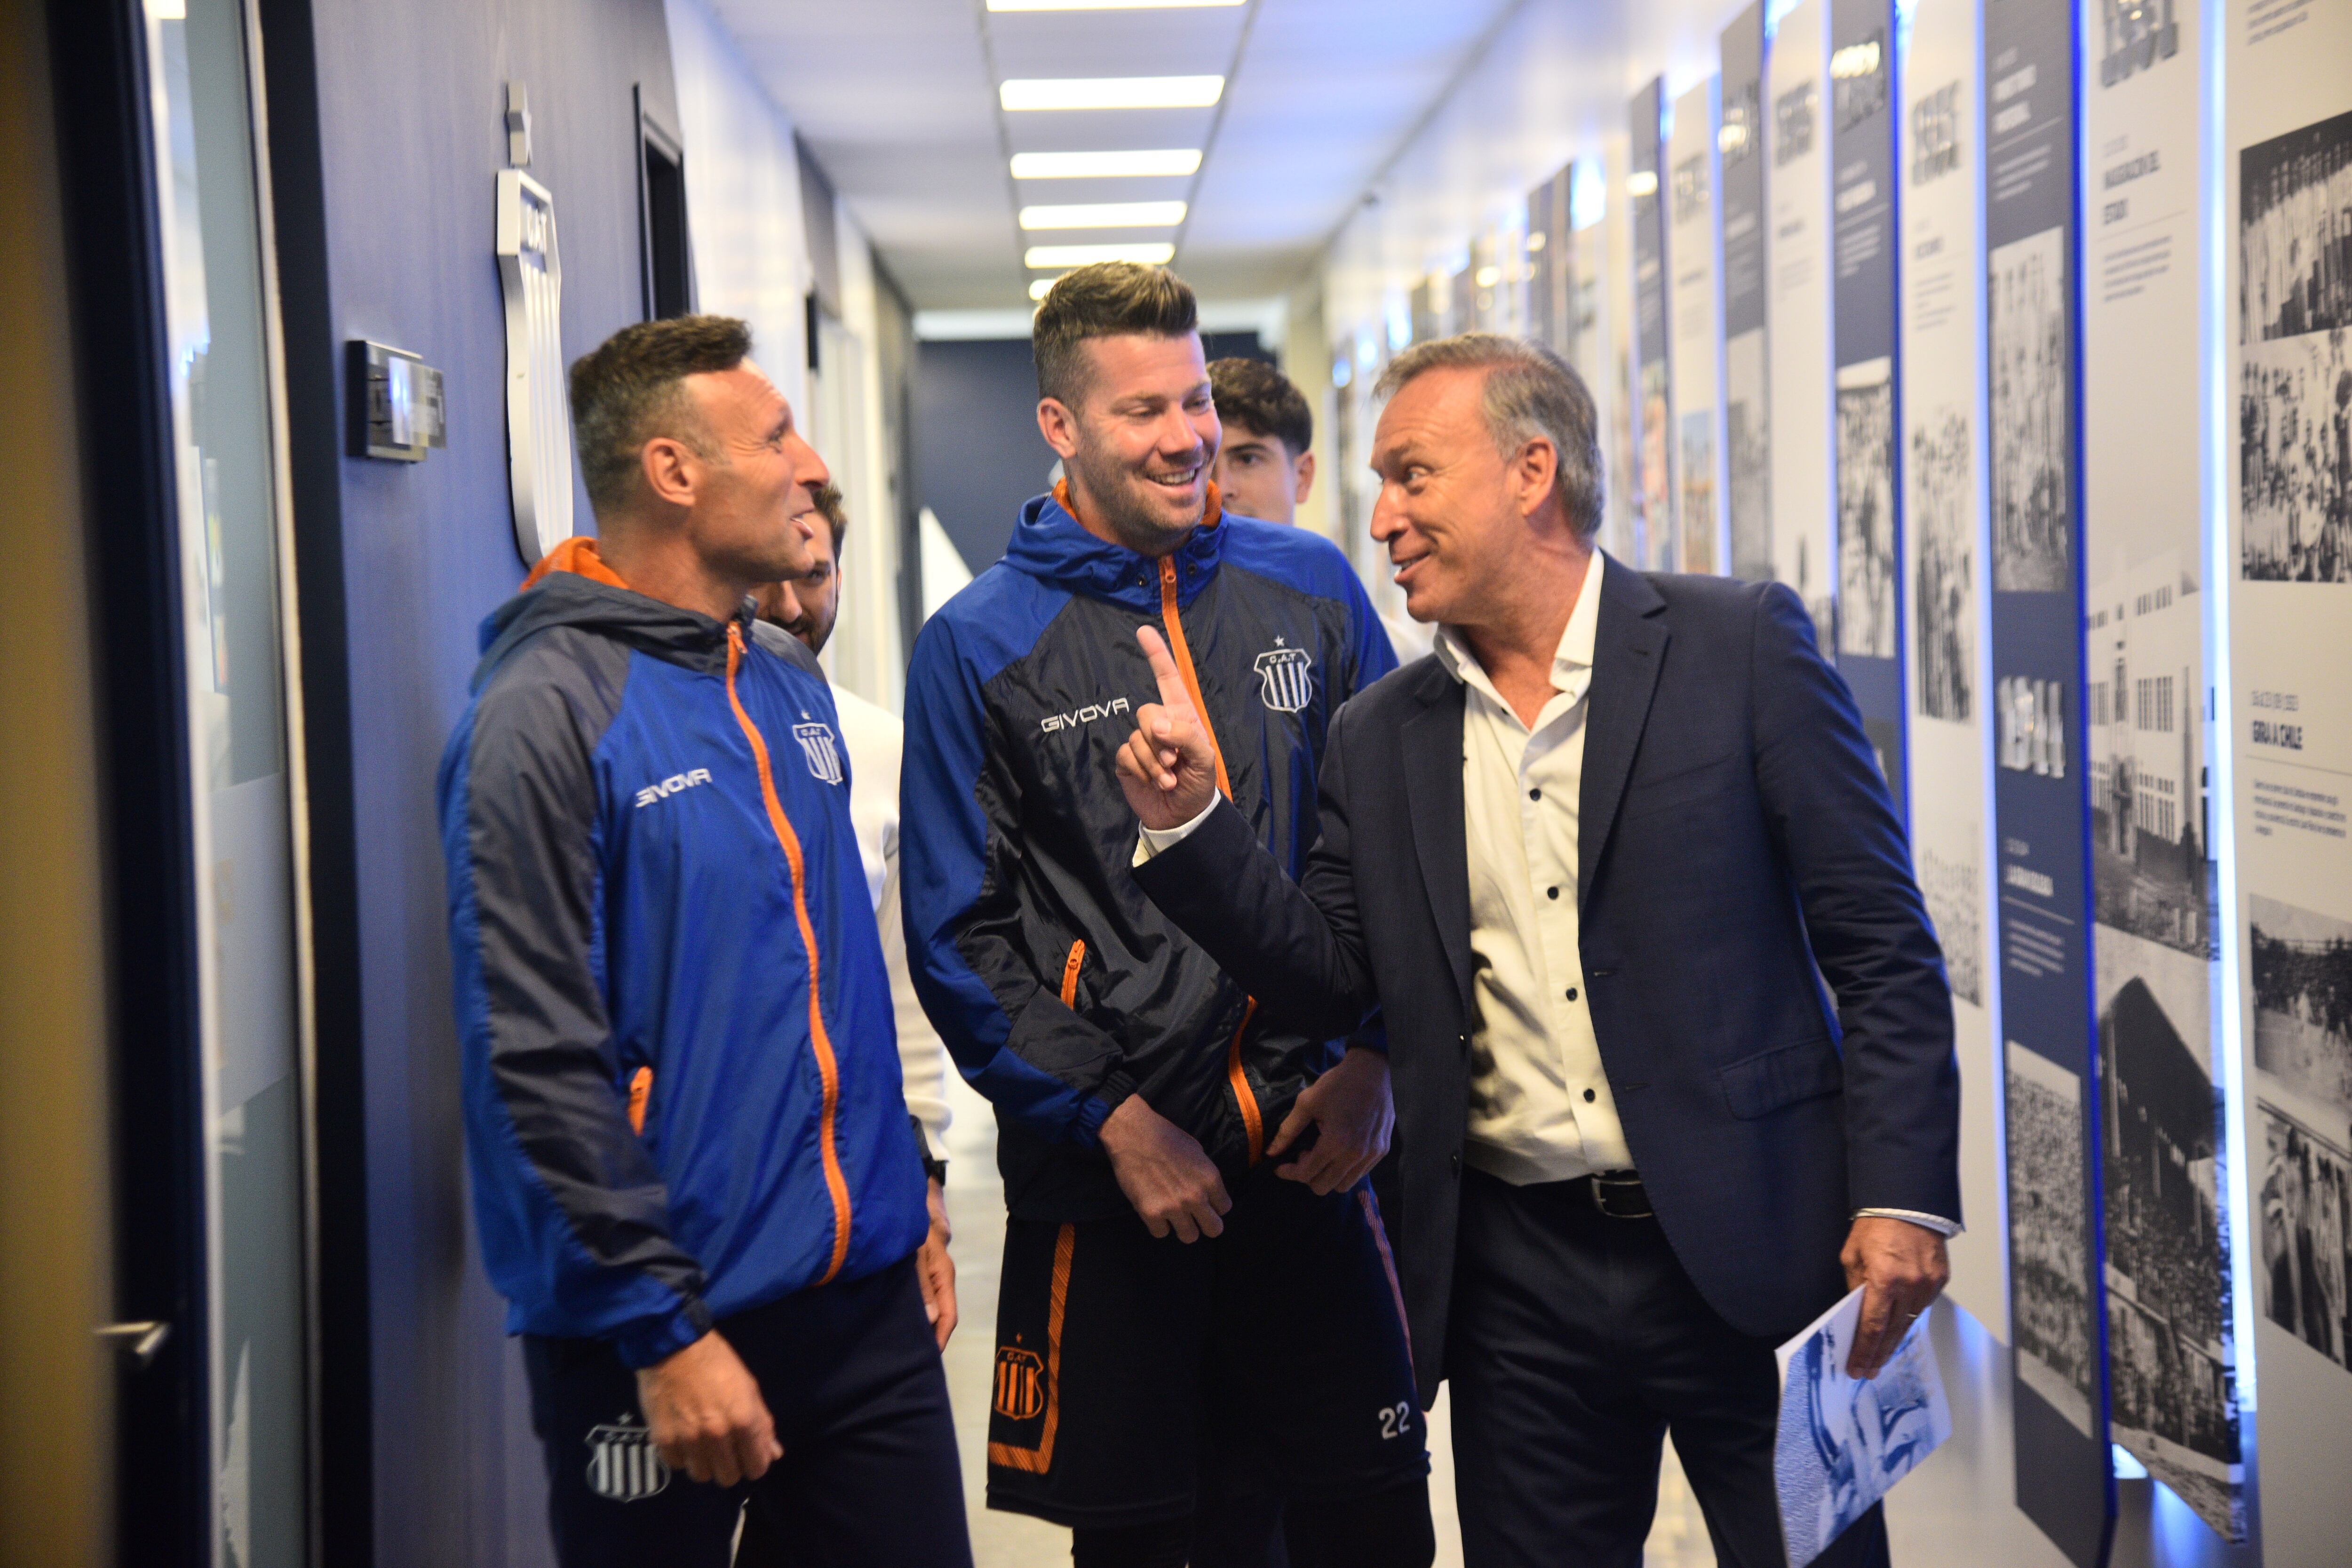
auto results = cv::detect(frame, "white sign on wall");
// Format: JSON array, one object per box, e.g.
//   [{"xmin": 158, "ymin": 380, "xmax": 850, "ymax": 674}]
[{"xmin": 497, "ymin": 168, "xmax": 572, "ymax": 565}]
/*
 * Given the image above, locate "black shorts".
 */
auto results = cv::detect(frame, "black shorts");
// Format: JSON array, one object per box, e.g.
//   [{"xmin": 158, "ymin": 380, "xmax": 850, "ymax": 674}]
[
  {"xmin": 985, "ymin": 1168, "xmax": 1427, "ymax": 1530},
  {"xmin": 524, "ymin": 1256, "xmax": 970, "ymax": 1568}
]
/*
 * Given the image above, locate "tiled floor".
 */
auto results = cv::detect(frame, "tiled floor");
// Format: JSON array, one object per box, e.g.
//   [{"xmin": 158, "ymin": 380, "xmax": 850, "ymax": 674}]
[{"xmin": 936, "ymin": 1073, "xmax": 1716, "ymax": 1568}]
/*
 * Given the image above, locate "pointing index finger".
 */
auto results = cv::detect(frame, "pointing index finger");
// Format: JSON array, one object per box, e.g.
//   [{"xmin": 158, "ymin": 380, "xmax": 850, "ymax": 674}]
[{"xmin": 1134, "ymin": 625, "xmax": 1196, "ymax": 718}]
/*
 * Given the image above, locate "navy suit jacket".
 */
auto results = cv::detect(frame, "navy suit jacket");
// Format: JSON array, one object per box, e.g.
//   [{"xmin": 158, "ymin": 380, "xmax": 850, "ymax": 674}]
[{"xmin": 1135, "ymin": 557, "xmax": 1959, "ymax": 1405}]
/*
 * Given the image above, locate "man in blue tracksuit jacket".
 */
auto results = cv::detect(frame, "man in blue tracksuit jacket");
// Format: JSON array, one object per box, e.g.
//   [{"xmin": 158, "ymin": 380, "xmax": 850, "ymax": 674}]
[
  {"xmin": 439, "ymin": 316, "xmax": 969, "ymax": 1567},
  {"xmin": 900, "ymin": 264, "xmax": 1435, "ymax": 1568}
]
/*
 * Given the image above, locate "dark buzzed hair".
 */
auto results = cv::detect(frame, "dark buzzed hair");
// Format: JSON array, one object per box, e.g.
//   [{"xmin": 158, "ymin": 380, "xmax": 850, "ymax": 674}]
[
  {"xmin": 1032, "ymin": 262, "xmax": 1198, "ymax": 407},
  {"xmin": 1208, "ymin": 358, "xmax": 1312, "ymax": 459},
  {"xmin": 814, "ymin": 482, "xmax": 847, "ymax": 551},
  {"xmin": 568, "ymin": 314, "xmax": 753, "ymax": 514}
]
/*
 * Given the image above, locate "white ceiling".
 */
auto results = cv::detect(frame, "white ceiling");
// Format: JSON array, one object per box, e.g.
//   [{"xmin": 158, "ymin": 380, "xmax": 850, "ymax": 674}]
[{"xmin": 703, "ymin": 0, "xmax": 1531, "ymax": 309}]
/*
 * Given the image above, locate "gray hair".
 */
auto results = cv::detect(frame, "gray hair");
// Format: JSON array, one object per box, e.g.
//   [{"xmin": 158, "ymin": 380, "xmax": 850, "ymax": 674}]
[{"xmin": 1371, "ymin": 334, "xmax": 1604, "ymax": 538}]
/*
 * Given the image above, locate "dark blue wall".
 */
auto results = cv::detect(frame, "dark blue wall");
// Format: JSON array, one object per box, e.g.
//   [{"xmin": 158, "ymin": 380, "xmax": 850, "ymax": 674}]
[
  {"xmin": 913, "ymin": 336, "xmax": 1052, "ymax": 577},
  {"xmin": 268, "ymin": 1, "xmax": 677, "ymax": 1562},
  {"xmin": 911, "ymin": 330, "xmax": 1275, "ymax": 578}
]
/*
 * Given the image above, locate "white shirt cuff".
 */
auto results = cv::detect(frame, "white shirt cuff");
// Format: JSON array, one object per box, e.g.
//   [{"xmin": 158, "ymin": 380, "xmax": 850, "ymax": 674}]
[
  {"xmin": 1855, "ymin": 1207, "xmax": 1963, "ymax": 1237},
  {"xmin": 1131, "ymin": 796, "xmax": 1220, "ymax": 866}
]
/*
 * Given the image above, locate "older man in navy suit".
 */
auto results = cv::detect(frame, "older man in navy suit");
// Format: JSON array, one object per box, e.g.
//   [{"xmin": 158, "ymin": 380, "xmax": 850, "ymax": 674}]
[{"xmin": 1112, "ymin": 334, "xmax": 1959, "ymax": 1568}]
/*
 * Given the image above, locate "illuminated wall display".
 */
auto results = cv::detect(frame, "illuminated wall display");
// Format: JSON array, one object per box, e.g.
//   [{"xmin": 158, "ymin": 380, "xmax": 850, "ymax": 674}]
[
  {"xmin": 1766, "ymin": 0, "xmax": 1836, "ymax": 648},
  {"xmin": 1720, "ymin": 1, "xmax": 1770, "ymax": 584},
  {"xmin": 2228, "ymin": 2, "xmax": 2352, "ymax": 1563},
  {"xmin": 1668, "ymin": 77, "xmax": 1724, "ymax": 575},
  {"xmin": 2079, "ymin": 0, "xmax": 2245, "ymax": 1543},
  {"xmin": 1899, "ymin": 0, "xmax": 2002, "ymax": 1345},
  {"xmin": 1830, "ymin": 0, "xmax": 1905, "ymax": 805},
  {"xmin": 1629, "ymin": 77, "xmax": 1675, "ymax": 572},
  {"xmin": 1980, "ymin": 1, "xmax": 2109, "ymax": 1560}
]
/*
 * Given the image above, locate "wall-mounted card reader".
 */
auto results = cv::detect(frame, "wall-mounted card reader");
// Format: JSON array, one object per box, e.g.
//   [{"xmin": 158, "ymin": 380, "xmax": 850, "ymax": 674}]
[{"xmin": 349, "ymin": 339, "xmax": 446, "ymax": 461}]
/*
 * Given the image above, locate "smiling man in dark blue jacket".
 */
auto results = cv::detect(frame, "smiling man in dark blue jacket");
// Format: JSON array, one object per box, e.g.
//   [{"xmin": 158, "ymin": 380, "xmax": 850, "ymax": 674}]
[
  {"xmin": 439, "ymin": 316, "xmax": 967, "ymax": 1568},
  {"xmin": 901, "ymin": 264, "xmax": 1432, "ymax": 1568}
]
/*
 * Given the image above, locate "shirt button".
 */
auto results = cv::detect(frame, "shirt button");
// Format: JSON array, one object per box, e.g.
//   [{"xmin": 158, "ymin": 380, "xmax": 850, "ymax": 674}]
[
  {"xmin": 1565, "ymin": 987, "xmax": 1578, "ymax": 1002},
  {"xmin": 1528, "ymin": 788, "xmax": 1541, "ymax": 801},
  {"xmin": 1583, "ymin": 1088, "xmax": 1597, "ymax": 1103},
  {"xmin": 1547, "ymin": 886, "xmax": 1560, "ymax": 899}
]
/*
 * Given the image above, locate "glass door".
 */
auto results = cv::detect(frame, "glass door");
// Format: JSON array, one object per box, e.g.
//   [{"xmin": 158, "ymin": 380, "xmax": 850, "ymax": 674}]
[{"xmin": 143, "ymin": 0, "xmax": 311, "ymax": 1561}]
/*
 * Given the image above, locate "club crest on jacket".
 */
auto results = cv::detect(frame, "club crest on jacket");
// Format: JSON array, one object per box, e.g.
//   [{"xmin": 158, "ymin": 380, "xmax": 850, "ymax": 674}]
[
  {"xmin": 585, "ymin": 1413, "xmax": 669, "ymax": 1502},
  {"xmin": 794, "ymin": 719, "xmax": 843, "ymax": 785},
  {"xmin": 1253, "ymin": 640, "xmax": 1315, "ymax": 714}
]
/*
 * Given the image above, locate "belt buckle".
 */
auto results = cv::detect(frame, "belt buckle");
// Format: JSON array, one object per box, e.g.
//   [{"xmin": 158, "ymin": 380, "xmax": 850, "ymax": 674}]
[{"xmin": 1589, "ymin": 1172, "xmax": 1653, "ymax": 1220}]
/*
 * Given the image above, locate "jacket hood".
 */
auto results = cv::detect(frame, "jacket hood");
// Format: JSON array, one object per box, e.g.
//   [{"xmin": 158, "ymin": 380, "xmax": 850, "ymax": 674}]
[
  {"xmin": 1001, "ymin": 483, "xmax": 1229, "ymax": 613},
  {"xmin": 472, "ymin": 566, "xmax": 744, "ymax": 692}
]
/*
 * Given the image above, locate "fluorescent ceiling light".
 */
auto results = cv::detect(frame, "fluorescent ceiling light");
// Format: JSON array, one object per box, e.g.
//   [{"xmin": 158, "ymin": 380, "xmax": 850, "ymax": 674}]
[
  {"xmin": 1029, "ymin": 278, "xmax": 1062, "ymax": 301},
  {"xmin": 1020, "ymin": 200, "xmax": 1187, "ymax": 230},
  {"xmin": 1025, "ymin": 242, "xmax": 1176, "ymax": 268},
  {"xmin": 1011, "ymin": 148, "xmax": 1202, "ymax": 179},
  {"xmin": 991, "ymin": 0, "xmax": 1239, "ymax": 9},
  {"xmin": 1000, "ymin": 76, "xmax": 1224, "ymax": 111}
]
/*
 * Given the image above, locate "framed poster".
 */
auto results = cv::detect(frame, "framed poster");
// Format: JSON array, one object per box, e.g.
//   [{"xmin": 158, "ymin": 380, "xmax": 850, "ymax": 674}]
[
  {"xmin": 1831, "ymin": 0, "xmax": 1905, "ymax": 806},
  {"xmin": 1722, "ymin": 2, "xmax": 1772, "ymax": 583},
  {"xmin": 1630, "ymin": 77, "xmax": 1675, "ymax": 572},
  {"xmin": 2228, "ymin": 2, "xmax": 2352, "ymax": 1562},
  {"xmin": 1900, "ymin": 0, "xmax": 2003, "ymax": 1345},
  {"xmin": 1669, "ymin": 78, "xmax": 1726, "ymax": 575},
  {"xmin": 1982, "ymin": 1, "xmax": 2111, "ymax": 1561},
  {"xmin": 1767, "ymin": 0, "xmax": 1836, "ymax": 647}
]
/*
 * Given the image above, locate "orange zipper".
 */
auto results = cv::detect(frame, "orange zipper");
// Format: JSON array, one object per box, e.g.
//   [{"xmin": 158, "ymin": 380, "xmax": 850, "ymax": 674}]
[
  {"xmin": 1157, "ymin": 558, "xmax": 1232, "ymax": 799},
  {"xmin": 1156, "ymin": 560, "xmax": 1263, "ymax": 1162},
  {"xmin": 726, "ymin": 625, "xmax": 854, "ymax": 1283},
  {"xmin": 627, "ymin": 1065, "xmax": 652, "ymax": 1136},
  {"xmin": 1060, "ymin": 940, "xmax": 1087, "ymax": 1008}
]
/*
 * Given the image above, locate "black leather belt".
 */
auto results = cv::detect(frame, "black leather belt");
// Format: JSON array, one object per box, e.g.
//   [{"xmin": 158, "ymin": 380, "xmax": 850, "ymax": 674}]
[{"xmin": 1579, "ymin": 1170, "xmax": 1653, "ymax": 1219}]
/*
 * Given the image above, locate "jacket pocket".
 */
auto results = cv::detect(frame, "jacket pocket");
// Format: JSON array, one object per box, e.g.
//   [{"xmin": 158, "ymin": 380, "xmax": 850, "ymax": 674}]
[{"xmin": 1717, "ymin": 1035, "xmax": 1842, "ymax": 1119}]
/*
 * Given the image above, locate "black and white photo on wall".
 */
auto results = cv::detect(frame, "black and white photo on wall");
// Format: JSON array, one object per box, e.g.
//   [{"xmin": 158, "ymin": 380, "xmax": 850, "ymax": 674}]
[
  {"xmin": 2241, "ymin": 107, "xmax": 2352, "ymax": 345},
  {"xmin": 1836, "ymin": 358, "xmax": 1898, "ymax": 659},
  {"xmin": 1918, "ymin": 845, "xmax": 1984, "ymax": 1007},
  {"xmin": 2006, "ymin": 1050, "xmax": 2099, "ymax": 1439},
  {"xmin": 2098, "ymin": 976, "xmax": 2243, "ymax": 1535},
  {"xmin": 2088, "ymin": 567, "xmax": 2211, "ymax": 961},
  {"xmin": 1991, "ymin": 229, "xmax": 2072, "ymax": 593},
  {"xmin": 2261, "ymin": 1102, "xmax": 2352, "ymax": 1373},
  {"xmin": 1727, "ymin": 334, "xmax": 1772, "ymax": 581},
  {"xmin": 2252, "ymin": 895, "xmax": 2352, "ymax": 1132},
  {"xmin": 1912, "ymin": 406, "xmax": 1975, "ymax": 723}
]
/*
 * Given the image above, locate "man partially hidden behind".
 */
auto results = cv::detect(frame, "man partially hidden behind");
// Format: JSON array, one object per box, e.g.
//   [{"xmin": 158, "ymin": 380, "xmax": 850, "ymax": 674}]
[
  {"xmin": 755, "ymin": 481, "xmax": 958, "ymax": 1340},
  {"xmin": 1208, "ymin": 355, "xmax": 1432, "ymax": 663},
  {"xmin": 900, "ymin": 263, "xmax": 1434, "ymax": 1568},
  {"xmin": 439, "ymin": 316, "xmax": 969, "ymax": 1567},
  {"xmin": 1117, "ymin": 334, "xmax": 1959, "ymax": 1568}
]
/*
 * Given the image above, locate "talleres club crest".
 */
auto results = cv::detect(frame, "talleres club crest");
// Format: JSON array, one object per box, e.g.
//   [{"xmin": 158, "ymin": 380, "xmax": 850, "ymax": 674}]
[
  {"xmin": 1252, "ymin": 639, "xmax": 1315, "ymax": 714},
  {"xmin": 585, "ymin": 1412, "xmax": 670, "ymax": 1503},
  {"xmin": 793, "ymin": 714, "xmax": 843, "ymax": 785}
]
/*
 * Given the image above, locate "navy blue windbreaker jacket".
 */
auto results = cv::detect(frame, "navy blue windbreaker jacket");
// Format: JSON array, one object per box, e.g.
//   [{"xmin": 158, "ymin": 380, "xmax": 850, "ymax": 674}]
[
  {"xmin": 439, "ymin": 563, "xmax": 927, "ymax": 1368},
  {"xmin": 900, "ymin": 489, "xmax": 1398, "ymax": 1221}
]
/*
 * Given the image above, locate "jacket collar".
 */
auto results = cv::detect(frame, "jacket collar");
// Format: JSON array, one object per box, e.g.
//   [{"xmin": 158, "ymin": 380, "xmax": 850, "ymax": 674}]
[{"xmin": 1001, "ymin": 481, "xmax": 1227, "ymax": 613}]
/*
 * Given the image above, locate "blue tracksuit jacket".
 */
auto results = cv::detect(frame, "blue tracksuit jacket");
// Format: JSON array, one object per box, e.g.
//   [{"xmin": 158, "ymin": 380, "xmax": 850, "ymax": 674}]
[{"xmin": 439, "ymin": 566, "xmax": 927, "ymax": 1367}]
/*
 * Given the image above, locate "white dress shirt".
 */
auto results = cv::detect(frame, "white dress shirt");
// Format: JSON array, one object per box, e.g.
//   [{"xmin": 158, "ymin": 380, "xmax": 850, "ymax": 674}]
[
  {"xmin": 1435, "ymin": 552, "xmax": 1629, "ymax": 1185},
  {"xmin": 833, "ymin": 686, "xmax": 952, "ymax": 1161}
]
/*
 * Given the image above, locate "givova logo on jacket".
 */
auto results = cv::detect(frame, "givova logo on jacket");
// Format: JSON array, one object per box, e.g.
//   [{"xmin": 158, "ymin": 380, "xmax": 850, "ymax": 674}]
[
  {"xmin": 584, "ymin": 1412, "xmax": 669, "ymax": 1502},
  {"xmin": 1253, "ymin": 639, "xmax": 1315, "ymax": 714},
  {"xmin": 793, "ymin": 718, "xmax": 843, "ymax": 785}
]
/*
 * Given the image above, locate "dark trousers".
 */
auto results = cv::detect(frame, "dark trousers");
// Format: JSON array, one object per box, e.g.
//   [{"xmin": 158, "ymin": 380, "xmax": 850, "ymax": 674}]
[
  {"xmin": 526, "ymin": 1256, "xmax": 971, "ymax": 1568},
  {"xmin": 1446, "ymin": 1169, "xmax": 1890, "ymax": 1568}
]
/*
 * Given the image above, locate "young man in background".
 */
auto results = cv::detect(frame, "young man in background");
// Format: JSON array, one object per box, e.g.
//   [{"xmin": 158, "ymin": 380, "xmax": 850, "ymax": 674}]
[{"xmin": 1210, "ymin": 355, "xmax": 1431, "ymax": 663}]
